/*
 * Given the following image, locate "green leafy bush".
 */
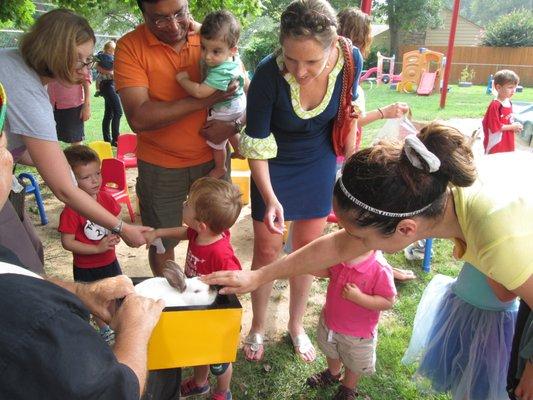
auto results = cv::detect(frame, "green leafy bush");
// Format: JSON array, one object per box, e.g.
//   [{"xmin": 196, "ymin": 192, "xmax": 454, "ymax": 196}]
[{"xmin": 482, "ymin": 9, "xmax": 533, "ymax": 47}]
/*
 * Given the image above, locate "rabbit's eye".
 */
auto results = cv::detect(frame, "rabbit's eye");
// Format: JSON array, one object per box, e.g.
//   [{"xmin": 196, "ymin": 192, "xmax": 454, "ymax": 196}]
[{"xmin": 194, "ymin": 289, "xmax": 200, "ymax": 293}]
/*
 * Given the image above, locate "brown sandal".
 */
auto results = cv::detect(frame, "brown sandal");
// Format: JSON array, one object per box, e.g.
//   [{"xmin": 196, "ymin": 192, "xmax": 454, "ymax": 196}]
[{"xmin": 306, "ymin": 368, "xmax": 341, "ymax": 388}]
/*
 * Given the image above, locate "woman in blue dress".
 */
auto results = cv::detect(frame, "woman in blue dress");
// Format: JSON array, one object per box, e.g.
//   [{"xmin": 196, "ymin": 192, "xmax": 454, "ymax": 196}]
[{"xmin": 238, "ymin": 0, "xmax": 362, "ymax": 362}]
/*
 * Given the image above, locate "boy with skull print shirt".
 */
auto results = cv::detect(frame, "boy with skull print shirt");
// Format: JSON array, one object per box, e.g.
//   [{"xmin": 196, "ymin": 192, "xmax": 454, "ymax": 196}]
[{"xmin": 58, "ymin": 145, "xmax": 123, "ymax": 342}]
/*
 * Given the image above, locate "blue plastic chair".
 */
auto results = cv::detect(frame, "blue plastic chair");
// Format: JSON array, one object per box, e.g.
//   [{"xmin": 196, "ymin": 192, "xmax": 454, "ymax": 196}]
[
  {"xmin": 422, "ymin": 238, "xmax": 433, "ymax": 272},
  {"xmin": 18, "ymin": 173, "xmax": 48, "ymax": 225}
]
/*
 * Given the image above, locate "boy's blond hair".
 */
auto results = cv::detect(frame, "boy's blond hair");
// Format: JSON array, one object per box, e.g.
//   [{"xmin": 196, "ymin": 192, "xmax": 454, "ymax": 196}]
[
  {"xmin": 20, "ymin": 9, "xmax": 95, "ymax": 85},
  {"xmin": 188, "ymin": 177, "xmax": 242, "ymax": 234},
  {"xmin": 103, "ymin": 40, "xmax": 116, "ymax": 52},
  {"xmin": 494, "ymin": 69, "xmax": 519, "ymax": 87}
]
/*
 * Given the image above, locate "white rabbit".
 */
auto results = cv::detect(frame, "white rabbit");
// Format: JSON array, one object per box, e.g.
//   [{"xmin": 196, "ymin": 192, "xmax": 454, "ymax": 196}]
[{"xmin": 135, "ymin": 260, "xmax": 218, "ymax": 307}]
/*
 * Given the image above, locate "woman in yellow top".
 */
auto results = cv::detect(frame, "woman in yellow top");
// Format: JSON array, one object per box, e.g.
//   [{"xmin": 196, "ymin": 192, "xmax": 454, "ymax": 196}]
[{"xmin": 205, "ymin": 122, "xmax": 533, "ymax": 397}]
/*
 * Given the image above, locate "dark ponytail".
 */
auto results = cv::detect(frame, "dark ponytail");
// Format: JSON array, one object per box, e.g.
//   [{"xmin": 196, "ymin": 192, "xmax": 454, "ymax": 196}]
[{"xmin": 334, "ymin": 122, "xmax": 476, "ymax": 235}]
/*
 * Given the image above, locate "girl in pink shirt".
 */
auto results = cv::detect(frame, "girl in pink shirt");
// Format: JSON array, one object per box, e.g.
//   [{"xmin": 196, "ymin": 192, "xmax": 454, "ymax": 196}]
[{"xmin": 307, "ymin": 250, "xmax": 396, "ymax": 399}]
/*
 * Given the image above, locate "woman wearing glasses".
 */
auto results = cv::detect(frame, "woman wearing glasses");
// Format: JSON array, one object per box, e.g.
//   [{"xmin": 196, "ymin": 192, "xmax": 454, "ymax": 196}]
[
  {"xmin": 239, "ymin": 0, "xmax": 362, "ymax": 362},
  {"xmin": 0, "ymin": 9, "xmax": 151, "ymax": 273}
]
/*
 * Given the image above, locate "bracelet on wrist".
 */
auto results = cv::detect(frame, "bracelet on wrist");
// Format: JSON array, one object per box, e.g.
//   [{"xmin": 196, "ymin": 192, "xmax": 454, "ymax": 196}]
[
  {"xmin": 377, "ymin": 108, "xmax": 384, "ymax": 119},
  {"xmin": 110, "ymin": 220, "xmax": 123, "ymax": 235}
]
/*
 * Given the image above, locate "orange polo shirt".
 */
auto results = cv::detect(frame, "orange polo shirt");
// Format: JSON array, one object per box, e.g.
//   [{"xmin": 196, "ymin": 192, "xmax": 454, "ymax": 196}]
[{"xmin": 115, "ymin": 25, "xmax": 211, "ymax": 168}]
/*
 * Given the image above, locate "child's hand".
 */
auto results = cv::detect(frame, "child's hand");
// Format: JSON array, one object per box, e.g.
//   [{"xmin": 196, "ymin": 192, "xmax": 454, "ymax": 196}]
[
  {"xmin": 512, "ymin": 122, "xmax": 523, "ymax": 132},
  {"xmin": 231, "ymin": 150, "xmax": 245, "ymax": 159},
  {"xmin": 176, "ymin": 71, "xmax": 189, "ymax": 83},
  {"xmin": 143, "ymin": 230, "xmax": 159, "ymax": 249},
  {"xmin": 97, "ymin": 235, "xmax": 118, "ymax": 253},
  {"xmin": 342, "ymin": 283, "xmax": 364, "ymax": 303}
]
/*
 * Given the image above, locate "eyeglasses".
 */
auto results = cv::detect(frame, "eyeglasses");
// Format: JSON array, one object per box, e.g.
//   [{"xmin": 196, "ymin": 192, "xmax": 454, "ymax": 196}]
[
  {"xmin": 75, "ymin": 57, "xmax": 96, "ymax": 71},
  {"xmin": 152, "ymin": 8, "xmax": 189, "ymax": 29}
]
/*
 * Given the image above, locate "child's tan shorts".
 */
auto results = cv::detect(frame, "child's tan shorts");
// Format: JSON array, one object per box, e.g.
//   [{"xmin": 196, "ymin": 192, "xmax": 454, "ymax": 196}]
[{"xmin": 316, "ymin": 311, "xmax": 376, "ymax": 375}]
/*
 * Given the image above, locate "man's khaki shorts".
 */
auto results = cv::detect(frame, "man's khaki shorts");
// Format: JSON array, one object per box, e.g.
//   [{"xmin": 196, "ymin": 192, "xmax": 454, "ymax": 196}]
[
  {"xmin": 136, "ymin": 159, "xmax": 214, "ymax": 249},
  {"xmin": 316, "ymin": 311, "xmax": 377, "ymax": 375}
]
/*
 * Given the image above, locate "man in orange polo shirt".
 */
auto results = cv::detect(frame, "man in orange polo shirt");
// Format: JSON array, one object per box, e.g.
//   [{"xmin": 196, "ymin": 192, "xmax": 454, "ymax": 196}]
[{"xmin": 115, "ymin": 0, "xmax": 238, "ymax": 278}]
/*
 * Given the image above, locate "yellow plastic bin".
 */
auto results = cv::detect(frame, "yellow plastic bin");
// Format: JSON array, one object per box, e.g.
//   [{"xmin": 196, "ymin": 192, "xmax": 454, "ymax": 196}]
[
  {"xmin": 231, "ymin": 170, "xmax": 250, "ymax": 205},
  {"xmin": 132, "ymin": 278, "xmax": 242, "ymax": 370}
]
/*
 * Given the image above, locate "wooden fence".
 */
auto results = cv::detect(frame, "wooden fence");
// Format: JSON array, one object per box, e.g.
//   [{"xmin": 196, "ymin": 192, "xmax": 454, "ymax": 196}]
[{"xmin": 399, "ymin": 46, "xmax": 533, "ymax": 86}]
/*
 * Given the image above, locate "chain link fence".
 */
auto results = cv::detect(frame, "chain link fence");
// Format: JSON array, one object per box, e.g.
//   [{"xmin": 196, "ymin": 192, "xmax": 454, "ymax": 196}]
[{"xmin": 0, "ymin": 30, "xmax": 119, "ymax": 51}]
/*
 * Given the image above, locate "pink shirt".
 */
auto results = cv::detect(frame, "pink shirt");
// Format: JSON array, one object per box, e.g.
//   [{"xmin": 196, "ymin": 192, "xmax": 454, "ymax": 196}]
[
  {"xmin": 324, "ymin": 251, "xmax": 396, "ymax": 338},
  {"xmin": 47, "ymin": 74, "xmax": 90, "ymax": 110}
]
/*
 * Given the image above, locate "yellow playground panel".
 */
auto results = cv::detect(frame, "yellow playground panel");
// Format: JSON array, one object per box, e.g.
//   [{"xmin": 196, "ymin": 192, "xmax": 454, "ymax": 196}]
[{"xmin": 397, "ymin": 48, "xmax": 445, "ymax": 94}]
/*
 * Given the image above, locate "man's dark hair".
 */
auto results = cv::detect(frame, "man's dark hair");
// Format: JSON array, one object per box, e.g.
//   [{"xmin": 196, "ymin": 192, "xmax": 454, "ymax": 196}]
[
  {"xmin": 200, "ymin": 10, "xmax": 240, "ymax": 48},
  {"xmin": 137, "ymin": 0, "xmax": 160, "ymax": 12}
]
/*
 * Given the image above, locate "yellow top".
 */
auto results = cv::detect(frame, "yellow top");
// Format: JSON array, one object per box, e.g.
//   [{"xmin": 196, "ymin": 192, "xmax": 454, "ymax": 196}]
[{"xmin": 452, "ymin": 151, "xmax": 533, "ymax": 290}]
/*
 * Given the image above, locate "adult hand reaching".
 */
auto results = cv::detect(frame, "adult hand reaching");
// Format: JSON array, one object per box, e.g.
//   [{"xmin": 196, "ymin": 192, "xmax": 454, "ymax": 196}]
[
  {"xmin": 74, "ymin": 275, "xmax": 135, "ymax": 323},
  {"xmin": 110, "ymin": 293, "xmax": 165, "ymax": 337},
  {"xmin": 201, "ymin": 269, "xmax": 264, "ymax": 295},
  {"xmin": 382, "ymin": 102, "xmax": 409, "ymax": 119}
]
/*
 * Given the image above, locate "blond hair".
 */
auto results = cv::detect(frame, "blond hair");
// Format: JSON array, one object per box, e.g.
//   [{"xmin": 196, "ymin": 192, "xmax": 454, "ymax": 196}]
[
  {"xmin": 19, "ymin": 9, "xmax": 95, "ymax": 85},
  {"xmin": 103, "ymin": 40, "xmax": 116, "ymax": 52},
  {"xmin": 337, "ymin": 8, "xmax": 372, "ymax": 57},
  {"xmin": 188, "ymin": 177, "xmax": 243, "ymax": 234}
]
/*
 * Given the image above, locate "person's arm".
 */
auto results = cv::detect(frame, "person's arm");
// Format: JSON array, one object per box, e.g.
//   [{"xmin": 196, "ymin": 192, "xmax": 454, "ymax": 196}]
[
  {"xmin": 111, "ymin": 294, "xmax": 165, "ymax": 394},
  {"xmin": 80, "ymin": 80, "xmax": 91, "ymax": 122},
  {"xmin": 249, "ymin": 159, "xmax": 284, "ymax": 234},
  {"xmin": 342, "ymin": 283, "xmax": 395, "ymax": 310},
  {"xmin": 144, "ymin": 227, "xmax": 188, "ymax": 246},
  {"xmin": 515, "ymin": 360, "xmax": 533, "ymax": 400},
  {"xmin": 176, "ymin": 72, "xmax": 217, "ymax": 99},
  {"xmin": 359, "ymin": 102, "xmax": 409, "ymax": 128},
  {"xmin": 22, "ymin": 136, "xmax": 150, "ymax": 247},
  {"xmin": 202, "ymin": 228, "xmax": 370, "ymax": 294},
  {"xmin": 61, "ymin": 232, "xmax": 120, "ymax": 255},
  {"xmin": 119, "ymin": 86, "xmax": 231, "ymax": 132},
  {"xmin": 502, "ymin": 122, "xmax": 523, "ymax": 132},
  {"xmin": 513, "ymin": 275, "xmax": 533, "ymax": 311},
  {"xmin": 487, "ymin": 277, "xmax": 517, "ymax": 302}
]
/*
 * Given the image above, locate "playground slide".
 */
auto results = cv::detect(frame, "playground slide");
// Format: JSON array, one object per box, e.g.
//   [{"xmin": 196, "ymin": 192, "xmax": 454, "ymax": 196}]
[
  {"xmin": 417, "ymin": 72, "xmax": 437, "ymax": 95},
  {"xmin": 360, "ymin": 67, "xmax": 378, "ymax": 81}
]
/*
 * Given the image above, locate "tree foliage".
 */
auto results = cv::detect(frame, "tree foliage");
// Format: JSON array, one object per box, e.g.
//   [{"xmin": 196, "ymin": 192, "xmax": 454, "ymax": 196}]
[
  {"xmin": 482, "ymin": 9, "xmax": 533, "ymax": 47},
  {"xmin": 0, "ymin": 0, "xmax": 35, "ymax": 27}
]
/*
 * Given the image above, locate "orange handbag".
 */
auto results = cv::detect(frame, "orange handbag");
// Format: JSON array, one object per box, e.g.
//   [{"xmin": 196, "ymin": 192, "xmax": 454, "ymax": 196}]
[{"xmin": 332, "ymin": 36, "xmax": 360, "ymax": 157}]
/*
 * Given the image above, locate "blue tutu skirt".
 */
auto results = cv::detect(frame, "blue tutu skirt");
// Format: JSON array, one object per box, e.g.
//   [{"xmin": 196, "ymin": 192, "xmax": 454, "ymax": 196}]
[{"xmin": 402, "ymin": 275, "xmax": 517, "ymax": 400}]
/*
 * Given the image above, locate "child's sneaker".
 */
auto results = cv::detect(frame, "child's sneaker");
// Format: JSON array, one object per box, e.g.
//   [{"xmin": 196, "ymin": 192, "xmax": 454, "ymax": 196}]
[
  {"xmin": 211, "ymin": 390, "xmax": 232, "ymax": 400},
  {"xmin": 403, "ymin": 240, "xmax": 427, "ymax": 261},
  {"xmin": 180, "ymin": 377, "xmax": 210, "ymax": 398},
  {"xmin": 332, "ymin": 385, "xmax": 358, "ymax": 400},
  {"xmin": 306, "ymin": 368, "xmax": 341, "ymax": 388},
  {"xmin": 99, "ymin": 325, "xmax": 115, "ymax": 345}
]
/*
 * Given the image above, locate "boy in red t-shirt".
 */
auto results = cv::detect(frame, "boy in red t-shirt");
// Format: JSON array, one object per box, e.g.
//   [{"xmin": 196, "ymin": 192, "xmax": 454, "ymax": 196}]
[
  {"xmin": 143, "ymin": 177, "xmax": 242, "ymax": 400},
  {"xmin": 58, "ymin": 145, "xmax": 122, "ymax": 344},
  {"xmin": 482, "ymin": 69, "xmax": 523, "ymax": 154}
]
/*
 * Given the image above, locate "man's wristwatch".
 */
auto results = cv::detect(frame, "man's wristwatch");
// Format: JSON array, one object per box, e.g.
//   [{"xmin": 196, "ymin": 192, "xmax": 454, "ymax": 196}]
[
  {"xmin": 233, "ymin": 119, "xmax": 243, "ymax": 134},
  {"xmin": 110, "ymin": 220, "xmax": 123, "ymax": 235}
]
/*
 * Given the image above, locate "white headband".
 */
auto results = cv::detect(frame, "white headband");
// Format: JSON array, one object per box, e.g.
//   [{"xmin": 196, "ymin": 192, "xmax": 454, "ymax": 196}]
[
  {"xmin": 338, "ymin": 177, "xmax": 434, "ymax": 218},
  {"xmin": 404, "ymin": 134, "xmax": 441, "ymax": 173}
]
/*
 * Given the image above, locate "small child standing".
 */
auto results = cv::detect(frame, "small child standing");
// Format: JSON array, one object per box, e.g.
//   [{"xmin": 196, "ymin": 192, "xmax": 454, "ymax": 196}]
[
  {"xmin": 94, "ymin": 40, "xmax": 115, "ymax": 97},
  {"xmin": 143, "ymin": 177, "xmax": 242, "ymax": 400},
  {"xmin": 482, "ymin": 69, "xmax": 523, "ymax": 154},
  {"xmin": 306, "ymin": 250, "xmax": 396, "ymax": 400},
  {"xmin": 176, "ymin": 10, "xmax": 247, "ymax": 179},
  {"xmin": 58, "ymin": 145, "xmax": 123, "ymax": 344},
  {"xmin": 402, "ymin": 262, "xmax": 518, "ymax": 400}
]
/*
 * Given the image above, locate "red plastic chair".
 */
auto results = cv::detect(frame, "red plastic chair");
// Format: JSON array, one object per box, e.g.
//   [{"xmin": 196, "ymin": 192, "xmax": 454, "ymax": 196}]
[
  {"xmin": 116, "ymin": 134, "xmax": 137, "ymax": 168},
  {"xmin": 100, "ymin": 158, "xmax": 135, "ymax": 222}
]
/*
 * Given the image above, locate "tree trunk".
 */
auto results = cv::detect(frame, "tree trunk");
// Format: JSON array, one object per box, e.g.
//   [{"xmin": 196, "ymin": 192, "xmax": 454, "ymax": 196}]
[{"xmin": 387, "ymin": 0, "xmax": 401, "ymax": 65}]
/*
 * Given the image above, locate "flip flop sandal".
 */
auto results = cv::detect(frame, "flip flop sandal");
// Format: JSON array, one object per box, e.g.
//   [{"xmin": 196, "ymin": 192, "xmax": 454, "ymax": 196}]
[
  {"xmin": 290, "ymin": 333, "xmax": 316, "ymax": 362},
  {"xmin": 243, "ymin": 332, "xmax": 264, "ymax": 361}
]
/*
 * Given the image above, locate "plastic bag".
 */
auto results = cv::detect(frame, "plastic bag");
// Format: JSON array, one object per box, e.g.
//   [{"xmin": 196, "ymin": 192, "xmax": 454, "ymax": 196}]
[{"xmin": 373, "ymin": 115, "xmax": 418, "ymax": 144}]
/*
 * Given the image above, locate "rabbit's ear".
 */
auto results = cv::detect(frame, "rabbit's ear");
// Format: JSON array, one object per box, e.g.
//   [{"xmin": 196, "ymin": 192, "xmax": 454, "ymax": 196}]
[{"xmin": 162, "ymin": 260, "xmax": 187, "ymax": 293}]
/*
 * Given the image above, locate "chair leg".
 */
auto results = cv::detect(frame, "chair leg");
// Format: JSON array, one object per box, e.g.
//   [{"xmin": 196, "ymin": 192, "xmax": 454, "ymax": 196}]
[
  {"xmin": 422, "ymin": 238, "xmax": 433, "ymax": 273},
  {"xmin": 19, "ymin": 173, "xmax": 48, "ymax": 225}
]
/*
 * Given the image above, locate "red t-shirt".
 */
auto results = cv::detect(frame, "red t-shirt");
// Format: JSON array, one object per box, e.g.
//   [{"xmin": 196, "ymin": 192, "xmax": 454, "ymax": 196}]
[
  {"xmin": 184, "ymin": 227, "xmax": 241, "ymax": 277},
  {"xmin": 482, "ymin": 99, "xmax": 514, "ymax": 154},
  {"xmin": 58, "ymin": 192, "xmax": 121, "ymax": 268}
]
